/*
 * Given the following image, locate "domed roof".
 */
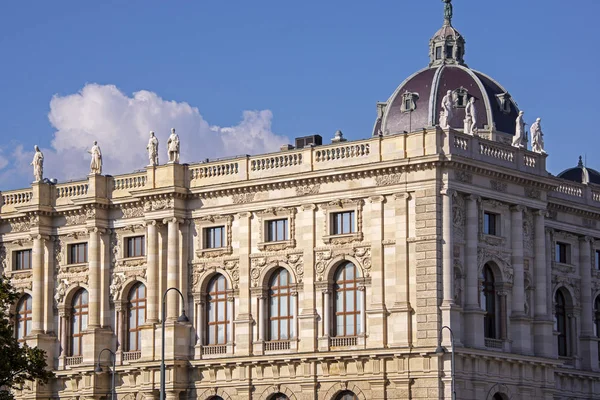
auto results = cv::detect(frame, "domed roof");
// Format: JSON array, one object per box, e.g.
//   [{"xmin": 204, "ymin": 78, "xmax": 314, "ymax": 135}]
[
  {"xmin": 372, "ymin": 1, "xmax": 520, "ymax": 137},
  {"xmin": 557, "ymin": 156, "xmax": 600, "ymax": 185}
]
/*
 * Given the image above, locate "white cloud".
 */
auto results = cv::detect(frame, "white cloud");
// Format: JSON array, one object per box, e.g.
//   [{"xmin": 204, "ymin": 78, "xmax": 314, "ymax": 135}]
[{"xmin": 30, "ymin": 83, "xmax": 288, "ymax": 182}]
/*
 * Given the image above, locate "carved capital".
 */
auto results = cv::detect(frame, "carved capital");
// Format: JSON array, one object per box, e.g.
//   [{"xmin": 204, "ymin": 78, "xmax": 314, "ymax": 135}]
[
  {"xmin": 533, "ymin": 209, "xmax": 546, "ymax": 218},
  {"xmin": 579, "ymin": 236, "xmax": 594, "ymax": 244},
  {"xmin": 510, "ymin": 204, "xmax": 526, "ymax": 213},
  {"xmin": 467, "ymin": 194, "xmax": 481, "ymax": 203},
  {"xmin": 393, "ymin": 192, "xmax": 410, "ymax": 201},
  {"xmin": 300, "ymin": 203, "xmax": 317, "ymax": 211},
  {"xmin": 162, "ymin": 217, "xmax": 180, "ymax": 225}
]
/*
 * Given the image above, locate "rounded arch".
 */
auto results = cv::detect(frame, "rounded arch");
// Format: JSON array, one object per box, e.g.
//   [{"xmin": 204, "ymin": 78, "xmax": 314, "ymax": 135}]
[
  {"xmin": 484, "ymin": 383, "xmax": 512, "ymax": 400},
  {"xmin": 120, "ymin": 276, "xmax": 147, "ymax": 303},
  {"xmin": 9, "ymin": 288, "xmax": 33, "ymax": 315},
  {"xmin": 197, "ymin": 388, "xmax": 233, "ymax": 400},
  {"xmin": 63, "ymin": 283, "xmax": 89, "ymax": 308},
  {"xmin": 259, "ymin": 262, "xmax": 297, "ymax": 289},
  {"xmin": 197, "ymin": 268, "xmax": 234, "ymax": 295},
  {"xmin": 324, "ymin": 256, "xmax": 365, "ymax": 283},
  {"xmin": 553, "ymin": 285, "xmax": 576, "ymax": 308},
  {"xmin": 480, "ymin": 260, "xmax": 504, "ymax": 284},
  {"xmin": 258, "ymin": 384, "xmax": 297, "ymax": 400},
  {"xmin": 324, "ymin": 382, "xmax": 367, "ymax": 400}
]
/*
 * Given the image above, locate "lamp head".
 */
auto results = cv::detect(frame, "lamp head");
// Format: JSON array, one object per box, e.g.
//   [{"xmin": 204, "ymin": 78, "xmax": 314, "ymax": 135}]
[
  {"xmin": 94, "ymin": 363, "xmax": 103, "ymax": 374},
  {"xmin": 177, "ymin": 310, "xmax": 189, "ymax": 323},
  {"xmin": 435, "ymin": 344, "xmax": 445, "ymax": 354}
]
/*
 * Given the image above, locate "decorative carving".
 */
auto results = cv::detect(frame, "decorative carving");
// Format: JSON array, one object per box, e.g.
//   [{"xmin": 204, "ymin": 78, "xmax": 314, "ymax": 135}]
[
  {"xmin": 530, "ymin": 118, "xmax": 546, "ymax": 154},
  {"xmin": 55, "ymin": 280, "xmax": 68, "ymax": 304},
  {"xmin": 314, "ymin": 246, "xmax": 371, "ymax": 281},
  {"xmin": 375, "ymin": 173, "xmax": 402, "ymax": 186},
  {"xmin": 122, "ymin": 205, "xmax": 145, "ymax": 219},
  {"xmin": 452, "ymin": 193, "xmax": 465, "ymax": 241},
  {"xmin": 295, "ymin": 184, "xmax": 320, "ymax": 196},
  {"xmin": 167, "ymin": 128, "xmax": 180, "ymax": 163},
  {"xmin": 482, "ymin": 234, "xmax": 505, "ymax": 247},
  {"xmin": 490, "ymin": 180, "xmax": 507, "ymax": 193},
  {"xmin": 232, "ymin": 192, "xmax": 255, "ymax": 204},
  {"xmin": 88, "ymin": 141, "xmax": 102, "ymax": 174},
  {"xmin": 250, "ymin": 253, "xmax": 304, "ymax": 287},
  {"xmin": 453, "ymin": 260, "xmax": 463, "ymax": 306},
  {"xmin": 552, "ymin": 275, "xmax": 581, "ymax": 306},
  {"xmin": 191, "ymin": 258, "xmax": 240, "ymax": 292},
  {"xmin": 144, "ymin": 197, "xmax": 174, "ymax": 212},
  {"xmin": 513, "ymin": 111, "xmax": 526, "ymax": 148},
  {"xmin": 525, "ymin": 187, "xmax": 541, "ymax": 199},
  {"xmin": 583, "ymin": 218, "xmax": 598, "ymax": 229},
  {"xmin": 546, "ymin": 210, "xmax": 557, "ymax": 220},
  {"xmin": 65, "ymin": 214, "xmax": 87, "ymax": 226},
  {"xmin": 455, "ymin": 170, "xmax": 472, "ymax": 184},
  {"xmin": 10, "ymin": 220, "xmax": 30, "ymax": 233},
  {"xmin": 477, "ymin": 247, "xmax": 511, "ymax": 281},
  {"xmin": 523, "ymin": 211, "xmax": 534, "ymax": 253},
  {"xmin": 11, "ymin": 271, "xmax": 33, "ymax": 290}
]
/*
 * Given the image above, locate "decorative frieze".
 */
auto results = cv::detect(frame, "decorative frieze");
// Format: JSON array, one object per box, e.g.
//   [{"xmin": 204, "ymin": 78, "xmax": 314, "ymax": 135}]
[
  {"xmin": 315, "ymin": 245, "xmax": 371, "ymax": 282},
  {"xmin": 144, "ymin": 197, "xmax": 174, "ymax": 211},
  {"xmin": 375, "ymin": 173, "xmax": 402, "ymax": 186},
  {"xmin": 9, "ymin": 219, "xmax": 30, "ymax": 233},
  {"xmin": 490, "ymin": 180, "xmax": 507, "ymax": 193},
  {"xmin": 65, "ymin": 213, "xmax": 87, "ymax": 226},
  {"xmin": 232, "ymin": 192, "xmax": 255, "ymax": 204},
  {"xmin": 523, "ymin": 210, "xmax": 534, "ymax": 253},
  {"xmin": 250, "ymin": 252, "xmax": 304, "ymax": 287},
  {"xmin": 525, "ymin": 187, "xmax": 541, "ymax": 199},
  {"xmin": 295, "ymin": 184, "xmax": 320, "ymax": 196},
  {"xmin": 191, "ymin": 257, "xmax": 240, "ymax": 292},
  {"xmin": 452, "ymin": 193, "xmax": 465, "ymax": 242},
  {"xmin": 10, "ymin": 270, "xmax": 32, "ymax": 291},
  {"xmin": 122, "ymin": 204, "xmax": 145, "ymax": 219},
  {"xmin": 455, "ymin": 170, "xmax": 473, "ymax": 184}
]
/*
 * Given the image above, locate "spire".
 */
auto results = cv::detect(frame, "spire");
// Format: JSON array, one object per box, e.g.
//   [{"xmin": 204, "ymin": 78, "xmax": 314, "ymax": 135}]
[
  {"xmin": 429, "ymin": 0, "xmax": 466, "ymax": 67},
  {"xmin": 578, "ymin": 155, "xmax": 584, "ymax": 167}
]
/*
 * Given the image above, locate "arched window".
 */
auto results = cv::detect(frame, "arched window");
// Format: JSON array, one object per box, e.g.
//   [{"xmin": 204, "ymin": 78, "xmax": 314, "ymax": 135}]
[
  {"xmin": 335, "ymin": 391, "xmax": 359, "ymax": 400},
  {"xmin": 16, "ymin": 295, "xmax": 32, "ymax": 343},
  {"xmin": 268, "ymin": 394, "xmax": 289, "ymax": 400},
  {"xmin": 127, "ymin": 283, "xmax": 146, "ymax": 352},
  {"xmin": 70, "ymin": 289, "xmax": 89, "ymax": 357},
  {"xmin": 208, "ymin": 397, "xmax": 223, "ymax": 400},
  {"xmin": 269, "ymin": 268, "xmax": 295, "ymax": 341},
  {"xmin": 555, "ymin": 290, "xmax": 568, "ymax": 357},
  {"xmin": 334, "ymin": 262, "xmax": 362, "ymax": 337},
  {"xmin": 492, "ymin": 394, "xmax": 504, "ymax": 400},
  {"xmin": 481, "ymin": 265, "xmax": 497, "ymax": 339},
  {"xmin": 207, "ymin": 275, "xmax": 229, "ymax": 345}
]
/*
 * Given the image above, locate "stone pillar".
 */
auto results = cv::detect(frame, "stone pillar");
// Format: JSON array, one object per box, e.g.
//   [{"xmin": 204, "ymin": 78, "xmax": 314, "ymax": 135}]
[
  {"xmin": 464, "ymin": 195, "xmax": 484, "ymax": 348},
  {"xmin": 31, "ymin": 234, "xmax": 45, "ymax": 334},
  {"xmin": 165, "ymin": 218, "xmax": 179, "ymax": 321},
  {"xmin": 146, "ymin": 220, "xmax": 159, "ymax": 323},
  {"xmin": 440, "ymin": 189, "xmax": 461, "ymax": 346},
  {"xmin": 388, "ymin": 193, "xmax": 412, "ymax": 347},
  {"xmin": 258, "ymin": 295, "xmax": 265, "ymax": 342},
  {"xmin": 533, "ymin": 221, "xmax": 554, "ymax": 358},
  {"xmin": 196, "ymin": 300, "xmax": 204, "ymax": 346},
  {"xmin": 88, "ymin": 228, "xmax": 101, "ymax": 329},
  {"xmin": 116, "ymin": 307, "xmax": 124, "ymax": 353},
  {"xmin": 323, "ymin": 289, "xmax": 331, "ymax": 337},
  {"xmin": 234, "ymin": 212, "xmax": 253, "ymax": 356},
  {"xmin": 44, "ymin": 237, "xmax": 55, "ymax": 333},
  {"xmin": 579, "ymin": 236, "xmax": 597, "ymax": 370},
  {"xmin": 510, "ymin": 205, "xmax": 530, "ymax": 354},
  {"xmin": 366, "ymin": 195, "xmax": 386, "ymax": 348},
  {"xmin": 498, "ymin": 291, "xmax": 508, "ymax": 340},
  {"xmin": 298, "ymin": 204, "xmax": 318, "ymax": 353}
]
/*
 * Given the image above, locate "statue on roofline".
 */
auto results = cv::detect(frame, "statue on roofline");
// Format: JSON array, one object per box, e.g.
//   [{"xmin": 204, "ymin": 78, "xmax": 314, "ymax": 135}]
[{"xmin": 443, "ymin": 0, "xmax": 453, "ymax": 24}]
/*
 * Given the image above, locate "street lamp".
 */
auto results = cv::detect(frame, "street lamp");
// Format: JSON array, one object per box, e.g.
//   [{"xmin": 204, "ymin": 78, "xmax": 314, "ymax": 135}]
[
  {"xmin": 435, "ymin": 325, "xmax": 456, "ymax": 400},
  {"xmin": 94, "ymin": 348, "xmax": 116, "ymax": 400},
  {"xmin": 160, "ymin": 287, "xmax": 189, "ymax": 400}
]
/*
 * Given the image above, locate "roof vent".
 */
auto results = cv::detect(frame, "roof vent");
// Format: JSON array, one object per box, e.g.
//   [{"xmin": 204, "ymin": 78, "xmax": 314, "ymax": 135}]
[{"xmin": 295, "ymin": 135, "xmax": 322, "ymax": 149}]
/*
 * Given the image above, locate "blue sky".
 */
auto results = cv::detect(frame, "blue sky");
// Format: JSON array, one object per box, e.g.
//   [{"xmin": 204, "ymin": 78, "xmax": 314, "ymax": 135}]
[{"xmin": 0, "ymin": 0, "xmax": 598, "ymax": 190}]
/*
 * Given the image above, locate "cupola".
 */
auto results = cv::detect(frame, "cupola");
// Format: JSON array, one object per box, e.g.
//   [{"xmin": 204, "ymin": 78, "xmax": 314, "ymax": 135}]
[{"xmin": 429, "ymin": 0, "xmax": 466, "ymax": 67}]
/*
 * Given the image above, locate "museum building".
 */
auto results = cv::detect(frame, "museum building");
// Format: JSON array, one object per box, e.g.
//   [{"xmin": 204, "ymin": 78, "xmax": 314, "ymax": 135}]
[{"xmin": 4, "ymin": 2, "xmax": 600, "ymax": 399}]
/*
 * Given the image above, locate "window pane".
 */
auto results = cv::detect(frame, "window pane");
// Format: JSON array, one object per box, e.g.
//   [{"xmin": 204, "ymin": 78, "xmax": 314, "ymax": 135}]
[
  {"xmin": 336, "ymin": 315, "xmax": 344, "ymax": 335},
  {"xmin": 280, "ymin": 270, "xmax": 288, "ymax": 286},
  {"xmin": 217, "ymin": 301, "xmax": 225, "ymax": 321},
  {"xmin": 73, "ymin": 315, "xmax": 80, "ymax": 333},
  {"xmin": 280, "ymin": 319, "xmax": 288, "ymax": 339},
  {"xmin": 346, "ymin": 290, "xmax": 355, "ymax": 312},
  {"xmin": 217, "ymin": 324, "xmax": 225, "ymax": 344},
  {"xmin": 346, "ymin": 315, "xmax": 354, "ymax": 336},
  {"xmin": 208, "ymin": 326, "xmax": 216, "ymax": 344},
  {"xmin": 72, "ymin": 337, "xmax": 79, "ymax": 355},
  {"xmin": 280, "ymin": 295, "xmax": 288, "ymax": 316},
  {"xmin": 82, "ymin": 314, "xmax": 88, "ymax": 330},
  {"xmin": 270, "ymin": 320, "xmax": 278, "ymax": 339},
  {"xmin": 138, "ymin": 308, "xmax": 145, "ymax": 325},
  {"xmin": 335, "ymin": 291, "xmax": 343, "ymax": 312},
  {"xmin": 207, "ymin": 302, "xmax": 214, "ymax": 323}
]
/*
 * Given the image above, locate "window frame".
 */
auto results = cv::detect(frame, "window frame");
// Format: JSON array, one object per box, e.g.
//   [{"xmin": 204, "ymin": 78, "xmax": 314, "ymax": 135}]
[
  {"xmin": 70, "ymin": 289, "xmax": 89, "ymax": 357},
  {"xmin": 206, "ymin": 275, "xmax": 230, "ymax": 346},
  {"xmin": 68, "ymin": 242, "xmax": 88, "ymax": 265},
  {"xmin": 555, "ymin": 242, "xmax": 570, "ymax": 264},
  {"xmin": 268, "ymin": 268, "xmax": 295, "ymax": 341},
  {"xmin": 265, "ymin": 218, "xmax": 289, "ymax": 243},
  {"xmin": 481, "ymin": 265, "xmax": 497, "ymax": 339},
  {"xmin": 14, "ymin": 249, "xmax": 32, "ymax": 271},
  {"xmin": 595, "ymin": 250, "xmax": 600, "ymax": 270},
  {"xmin": 203, "ymin": 226, "xmax": 226, "ymax": 249},
  {"xmin": 555, "ymin": 290, "xmax": 569, "ymax": 357},
  {"xmin": 322, "ymin": 199, "xmax": 364, "ymax": 245},
  {"xmin": 483, "ymin": 212, "xmax": 499, "ymax": 236},
  {"xmin": 16, "ymin": 295, "xmax": 32, "ymax": 343},
  {"xmin": 195, "ymin": 215, "xmax": 234, "ymax": 258},
  {"xmin": 126, "ymin": 283, "xmax": 146, "ymax": 352},
  {"xmin": 257, "ymin": 207, "xmax": 297, "ymax": 251},
  {"xmin": 333, "ymin": 262, "xmax": 363, "ymax": 338},
  {"xmin": 125, "ymin": 236, "xmax": 146, "ymax": 258}
]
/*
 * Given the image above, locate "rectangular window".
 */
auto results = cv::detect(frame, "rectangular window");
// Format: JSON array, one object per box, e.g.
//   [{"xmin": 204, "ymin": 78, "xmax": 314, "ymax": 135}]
[
  {"xmin": 68, "ymin": 243, "xmax": 88, "ymax": 264},
  {"xmin": 435, "ymin": 46, "xmax": 442, "ymax": 60},
  {"xmin": 556, "ymin": 242, "xmax": 569, "ymax": 264},
  {"xmin": 204, "ymin": 226, "xmax": 225, "ymax": 249},
  {"xmin": 125, "ymin": 236, "xmax": 145, "ymax": 258},
  {"xmin": 446, "ymin": 45, "xmax": 454, "ymax": 58},
  {"xmin": 331, "ymin": 211, "xmax": 355, "ymax": 235},
  {"xmin": 483, "ymin": 212, "xmax": 499, "ymax": 236},
  {"xmin": 596, "ymin": 250, "xmax": 600, "ymax": 270},
  {"xmin": 266, "ymin": 219, "xmax": 289, "ymax": 242},
  {"xmin": 14, "ymin": 250, "xmax": 32, "ymax": 270}
]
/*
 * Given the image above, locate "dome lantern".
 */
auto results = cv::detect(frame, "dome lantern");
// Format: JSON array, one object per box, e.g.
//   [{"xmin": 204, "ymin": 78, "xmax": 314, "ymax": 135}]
[{"xmin": 429, "ymin": 0, "xmax": 466, "ymax": 67}]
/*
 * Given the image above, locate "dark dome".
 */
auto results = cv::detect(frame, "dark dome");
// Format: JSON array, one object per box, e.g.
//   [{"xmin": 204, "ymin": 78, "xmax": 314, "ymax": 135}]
[
  {"xmin": 557, "ymin": 157, "xmax": 600, "ymax": 185},
  {"xmin": 372, "ymin": 5, "xmax": 520, "ymax": 138}
]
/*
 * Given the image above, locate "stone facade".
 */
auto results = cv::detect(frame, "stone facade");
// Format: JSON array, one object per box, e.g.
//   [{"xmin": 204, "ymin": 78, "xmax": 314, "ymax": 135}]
[{"xmin": 3, "ymin": 128, "xmax": 600, "ymax": 399}]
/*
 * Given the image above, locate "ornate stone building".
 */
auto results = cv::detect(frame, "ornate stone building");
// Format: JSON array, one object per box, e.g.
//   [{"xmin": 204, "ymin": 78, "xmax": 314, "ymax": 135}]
[{"xmin": 4, "ymin": 2, "xmax": 600, "ymax": 399}]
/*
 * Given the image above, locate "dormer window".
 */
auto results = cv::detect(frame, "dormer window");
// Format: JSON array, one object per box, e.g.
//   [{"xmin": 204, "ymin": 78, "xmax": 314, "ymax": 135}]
[
  {"xmin": 446, "ymin": 45, "xmax": 454, "ymax": 59},
  {"xmin": 454, "ymin": 87, "xmax": 468, "ymax": 109},
  {"xmin": 401, "ymin": 91, "xmax": 419, "ymax": 113},
  {"xmin": 436, "ymin": 47, "xmax": 442, "ymax": 60},
  {"xmin": 495, "ymin": 93, "xmax": 512, "ymax": 114}
]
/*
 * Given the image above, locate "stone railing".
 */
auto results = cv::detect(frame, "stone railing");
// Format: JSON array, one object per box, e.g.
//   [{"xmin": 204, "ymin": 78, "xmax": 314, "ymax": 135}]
[
  {"xmin": 2, "ymin": 190, "xmax": 33, "ymax": 206},
  {"xmin": 315, "ymin": 142, "xmax": 370, "ymax": 162},
  {"xmin": 122, "ymin": 351, "xmax": 141, "ymax": 362},
  {"xmin": 113, "ymin": 173, "xmax": 146, "ymax": 191},
  {"xmin": 479, "ymin": 142, "xmax": 514, "ymax": 163},
  {"xmin": 190, "ymin": 161, "xmax": 240, "ymax": 181},
  {"xmin": 65, "ymin": 356, "xmax": 83, "ymax": 367},
  {"xmin": 56, "ymin": 182, "xmax": 89, "ymax": 199},
  {"xmin": 201, "ymin": 345, "xmax": 227, "ymax": 355},
  {"xmin": 593, "ymin": 191, "xmax": 600, "ymax": 203},
  {"xmin": 330, "ymin": 336, "xmax": 358, "ymax": 348},
  {"xmin": 484, "ymin": 338, "xmax": 504, "ymax": 350},
  {"xmin": 251, "ymin": 152, "xmax": 303, "ymax": 172},
  {"xmin": 555, "ymin": 182, "xmax": 583, "ymax": 198},
  {"xmin": 265, "ymin": 340, "xmax": 291, "ymax": 351}
]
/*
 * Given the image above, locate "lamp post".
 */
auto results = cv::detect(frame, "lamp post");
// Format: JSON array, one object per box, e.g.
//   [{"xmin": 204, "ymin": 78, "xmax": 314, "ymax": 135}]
[
  {"xmin": 160, "ymin": 287, "xmax": 189, "ymax": 400},
  {"xmin": 94, "ymin": 348, "xmax": 116, "ymax": 400},
  {"xmin": 435, "ymin": 325, "xmax": 456, "ymax": 400}
]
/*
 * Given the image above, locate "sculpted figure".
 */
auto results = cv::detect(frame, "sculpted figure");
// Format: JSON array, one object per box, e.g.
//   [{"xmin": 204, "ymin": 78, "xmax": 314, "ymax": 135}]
[
  {"xmin": 463, "ymin": 97, "xmax": 476, "ymax": 135},
  {"xmin": 439, "ymin": 90, "xmax": 454, "ymax": 129},
  {"xmin": 530, "ymin": 118, "xmax": 546, "ymax": 154},
  {"xmin": 167, "ymin": 128, "xmax": 180, "ymax": 163},
  {"xmin": 31, "ymin": 145, "xmax": 44, "ymax": 182},
  {"xmin": 443, "ymin": 0, "xmax": 453, "ymax": 23},
  {"xmin": 88, "ymin": 141, "xmax": 102, "ymax": 174},
  {"xmin": 147, "ymin": 131, "xmax": 159, "ymax": 166},
  {"xmin": 513, "ymin": 111, "xmax": 526, "ymax": 148}
]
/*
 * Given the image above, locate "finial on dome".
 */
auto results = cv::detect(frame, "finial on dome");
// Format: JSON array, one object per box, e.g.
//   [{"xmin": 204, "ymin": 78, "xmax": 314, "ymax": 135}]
[
  {"xmin": 443, "ymin": 0, "xmax": 453, "ymax": 25},
  {"xmin": 578, "ymin": 155, "xmax": 584, "ymax": 167}
]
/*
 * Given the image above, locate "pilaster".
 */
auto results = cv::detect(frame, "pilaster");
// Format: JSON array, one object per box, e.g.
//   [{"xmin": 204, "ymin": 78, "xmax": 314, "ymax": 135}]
[
  {"xmin": 234, "ymin": 211, "xmax": 253, "ymax": 356},
  {"xmin": 464, "ymin": 195, "xmax": 484, "ymax": 348},
  {"xmin": 298, "ymin": 203, "xmax": 318, "ymax": 353},
  {"xmin": 366, "ymin": 195, "xmax": 386, "ymax": 348}
]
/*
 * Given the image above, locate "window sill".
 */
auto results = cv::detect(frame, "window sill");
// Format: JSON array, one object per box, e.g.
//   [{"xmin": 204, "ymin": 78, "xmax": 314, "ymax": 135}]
[
  {"xmin": 116, "ymin": 256, "xmax": 146, "ymax": 267},
  {"xmin": 258, "ymin": 240, "xmax": 295, "ymax": 251},
  {"xmin": 8, "ymin": 269, "xmax": 32, "ymax": 276},
  {"xmin": 200, "ymin": 344, "xmax": 232, "ymax": 358},
  {"xmin": 481, "ymin": 234, "xmax": 505, "ymax": 246},
  {"xmin": 553, "ymin": 262, "xmax": 575, "ymax": 274},
  {"xmin": 323, "ymin": 232, "xmax": 363, "ymax": 245},
  {"xmin": 484, "ymin": 337, "xmax": 504, "ymax": 351},
  {"xmin": 196, "ymin": 246, "xmax": 233, "ymax": 258}
]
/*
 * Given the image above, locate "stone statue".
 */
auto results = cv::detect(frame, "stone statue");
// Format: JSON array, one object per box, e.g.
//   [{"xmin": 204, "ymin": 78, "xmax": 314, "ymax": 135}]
[
  {"xmin": 512, "ymin": 111, "xmax": 526, "ymax": 148},
  {"xmin": 30, "ymin": 145, "xmax": 44, "ymax": 182},
  {"xmin": 439, "ymin": 90, "xmax": 454, "ymax": 129},
  {"xmin": 530, "ymin": 118, "xmax": 546, "ymax": 154},
  {"xmin": 463, "ymin": 97, "xmax": 476, "ymax": 135},
  {"xmin": 167, "ymin": 128, "xmax": 180, "ymax": 163},
  {"xmin": 147, "ymin": 131, "xmax": 159, "ymax": 166},
  {"xmin": 443, "ymin": 0, "xmax": 453, "ymax": 23},
  {"xmin": 88, "ymin": 141, "xmax": 103, "ymax": 174}
]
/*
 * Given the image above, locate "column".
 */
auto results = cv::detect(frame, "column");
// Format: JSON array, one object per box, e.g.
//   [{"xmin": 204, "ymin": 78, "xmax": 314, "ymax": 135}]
[
  {"xmin": 534, "ymin": 212, "xmax": 548, "ymax": 317},
  {"xmin": 31, "ymin": 234, "xmax": 45, "ymax": 334},
  {"xmin": 258, "ymin": 295, "xmax": 265, "ymax": 342},
  {"xmin": 43, "ymin": 238, "xmax": 55, "ymax": 333},
  {"xmin": 166, "ymin": 218, "xmax": 179, "ymax": 321},
  {"xmin": 59, "ymin": 312, "xmax": 68, "ymax": 357},
  {"xmin": 196, "ymin": 301, "xmax": 204, "ymax": 347},
  {"xmin": 533, "ymin": 224, "xmax": 555, "ymax": 358},
  {"xmin": 464, "ymin": 195, "xmax": 483, "ymax": 347},
  {"xmin": 146, "ymin": 221, "xmax": 159, "ymax": 323},
  {"xmin": 367, "ymin": 195, "xmax": 386, "ymax": 348},
  {"xmin": 323, "ymin": 290, "xmax": 331, "ymax": 337},
  {"xmin": 88, "ymin": 228, "xmax": 101, "ymax": 328},
  {"xmin": 116, "ymin": 307, "xmax": 124, "ymax": 353},
  {"xmin": 441, "ymin": 190, "xmax": 460, "ymax": 346},
  {"xmin": 510, "ymin": 205, "xmax": 529, "ymax": 354},
  {"xmin": 579, "ymin": 237, "xmax": 597, "ymax": 370}
]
